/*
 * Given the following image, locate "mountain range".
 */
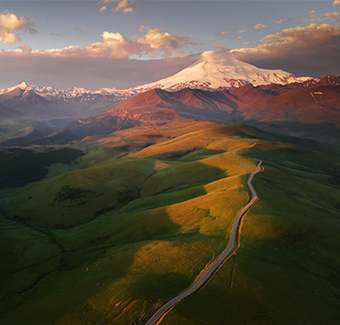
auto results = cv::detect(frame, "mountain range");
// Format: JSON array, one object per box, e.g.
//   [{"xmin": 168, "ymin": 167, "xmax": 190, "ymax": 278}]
[
  {"xmin": 67, "ymin": 75, "xmax": 340, "ymax": 146},
  {"xmin": 0, "ymin": 52, "xmax": 311, "ymax": 104},
  {"xmin": 1, "ymin": 51, "xmax": 340, "ymax": 146},
  {"xmin": 0, "ymin": 52, "xmax": 313, "ymax": 126},
  {"xmin": 2, "ymin": 52, "xmax": 340, "ymax": 325}
]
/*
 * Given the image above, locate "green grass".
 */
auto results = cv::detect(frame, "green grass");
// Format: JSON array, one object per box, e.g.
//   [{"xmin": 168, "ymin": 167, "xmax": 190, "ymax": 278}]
[
  {"xmin": 160, "ymin": 141, "xmax": 340, "ymax": 324},
  {"xmin": 2, "ymin": 121, "xmax": 340, "ymax": 324},
  {"xmin": 0, "ymin": 121, "xmax": 256, "ymax": 324}
]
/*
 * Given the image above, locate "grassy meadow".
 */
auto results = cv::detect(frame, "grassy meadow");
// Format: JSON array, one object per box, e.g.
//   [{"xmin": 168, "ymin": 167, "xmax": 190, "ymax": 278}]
[
  {"xmin": 1, "ymin": 119, "xmax": 340, "ymax": 324},
  {"xmin": 160, "ymin": 141, "xmax": 340, "ymax": 324}
]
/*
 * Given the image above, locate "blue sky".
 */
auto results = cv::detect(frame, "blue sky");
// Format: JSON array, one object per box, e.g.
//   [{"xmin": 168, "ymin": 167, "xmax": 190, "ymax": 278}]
[{"xmin": 0, "ymin": 0, "xmax": 339, "ymax": 89}]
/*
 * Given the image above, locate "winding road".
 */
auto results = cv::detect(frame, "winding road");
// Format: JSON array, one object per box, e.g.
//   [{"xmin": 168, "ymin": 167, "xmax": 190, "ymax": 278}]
[{"xmin": 145, "ymin": 144, "xmax": 262, "ymax": 325}]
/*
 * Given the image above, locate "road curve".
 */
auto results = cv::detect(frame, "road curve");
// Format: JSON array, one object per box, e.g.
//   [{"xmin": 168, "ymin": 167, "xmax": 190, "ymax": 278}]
[{"xmin": 145, "ymin": 154, "xmax": 262, "ymax": 325}]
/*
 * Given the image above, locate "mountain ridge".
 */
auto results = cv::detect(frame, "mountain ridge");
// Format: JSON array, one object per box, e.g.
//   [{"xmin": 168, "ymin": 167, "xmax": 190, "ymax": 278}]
[
  {"xmin": 67, "ymin": 82, "xmax": 340, "ymax": 146},
  {"xmin": 0, "ymin": 51, "xmax": 316, "ymax": 104},
  {"xmin": 1, "ymin": 50, "xmax": 340, "ymax": 146}
]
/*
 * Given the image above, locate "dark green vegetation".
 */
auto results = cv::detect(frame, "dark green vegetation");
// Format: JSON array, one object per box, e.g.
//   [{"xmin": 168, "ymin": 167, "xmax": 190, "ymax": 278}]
[
  {"xmin": 0, "ymin": 146, "xmax": 84, "ymax": 188},
  {"xmin": 1, "ymin": 119, "xmax": 340, "ymax": 324}
]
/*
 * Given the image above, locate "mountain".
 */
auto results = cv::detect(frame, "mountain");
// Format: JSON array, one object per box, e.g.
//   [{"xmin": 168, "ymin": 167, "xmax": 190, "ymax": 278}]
[
  {"xmin": 238, "ymin": 84, "xmax": 340, "ymax": 123},
  {"xmin": 0, "ymin": 82, "xmax": 124, "ymax": 101},
  {"xmin": 0, "ymin": 82, "xmax": 131, "ymax": 127},
  {"xmin": 0, "ymin": 51, "xmax": 312, "ymax": 128},
  {"xmin": 1, "ymin": 51, "xmax": 340, "ymax": 146},
  {"xmin": 67, "ymin": 106, "xmax": 182, "ymax": 138},
  {"xmin": 102, "ymin": 78, "xmax": 340, "ymax": 124},
  {"xmin": 131, "ymin": 51, "xmax": 310, "ymax": 92},
  {"xmin": 71, "ymin": 79, "xmax": 340, "ymax": 146},
  {"xmin": 0, "ymin": 52, "xmax": 311, "ymax": 104}
]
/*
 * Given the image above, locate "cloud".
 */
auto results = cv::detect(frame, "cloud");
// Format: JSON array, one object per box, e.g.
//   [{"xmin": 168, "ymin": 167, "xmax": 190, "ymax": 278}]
[
  {"xmin": 2, "ymin": 28, "xmax": 196, "ymax": 59},
  {"xmin": 214, "ymin": 45, "xmax": 227, "ymax": 51},
  {"xmin": 334, "ymin": 0, "xmax": 340, "ymax": 7},
  {"xmin": 238, "ymin": 29, "xmax": 245, "ymax": 33},
  {"xmin": 234, "ymin": 36, "xmax": 243, "ymax": 41},
  {"xmin": 304, "ymin": 10, "xmax": 340, "ymax": 22},
  {"xmin": 218, "ymin": 31, "xmax": 229, "ymax": 35},
  {"xmin": 98, "ymin": 0, "xmax": 138, "ymax": 14},
  {"xmin": 0, "ymin": 11, "xmax": 27, "ymax": 30},
  {"xmin": 231, "ymin": 23, "xmax": 340, "ymax": 77},
  {"xmin": 276, "ymin": 18, "xmax": 289, "ymax": 24},
  {"xmin": 254, "ymin": 23, "xmax": 269, "ymax": 29},
  {"xmin": 0, "ymin": 11, "xmax": 37, "ymax": 44},
  {"xmin": 136, "ymin": 28, "xmax": 196, "ymax": 58},
  {"xmin": 18, "ymin": 45, "xmax": 32, "ymax": 53},
  {"xmin": 139, "ymin": 25, "xmax": 145, "ymax": 31}
]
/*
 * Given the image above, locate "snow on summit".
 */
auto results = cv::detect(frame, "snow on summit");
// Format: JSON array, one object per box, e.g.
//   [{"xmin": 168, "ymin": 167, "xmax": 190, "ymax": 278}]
[
  {"xmin": 133, "ymin": 51, "xmax": 310, "ymax": 91},
  {"xmin": 0, "ymin": 51, "xmax": 311, "ymax": 100}
]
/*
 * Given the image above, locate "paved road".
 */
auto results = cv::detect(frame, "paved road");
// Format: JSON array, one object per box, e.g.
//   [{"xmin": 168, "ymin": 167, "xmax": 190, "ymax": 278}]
[{"xmin": 145, "ymin": 149, "xmax": 262, "ymax": 325}]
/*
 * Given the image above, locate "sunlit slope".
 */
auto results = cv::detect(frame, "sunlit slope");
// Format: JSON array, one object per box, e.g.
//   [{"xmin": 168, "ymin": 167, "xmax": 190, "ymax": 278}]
[
  {"xmin": 159, "ymin": 142, "xmax": 340, "ymax": 324},
  {"xmin": 2, "ymin": 120, "xmax": 339, "ymax": 325},
  {"xmin": 0, "ymin": 121, "xmax": 259, "ymax": 325},
  {"xmin": 3, "ymin": 120, "xmax": 254, "ymax": 228}
]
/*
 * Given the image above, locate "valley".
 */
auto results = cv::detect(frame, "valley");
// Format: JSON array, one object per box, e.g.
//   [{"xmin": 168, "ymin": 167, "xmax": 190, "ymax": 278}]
[
  {"xmin": 1, "ymin": 51, "xmax": 340, "ymax": 325},
  {"xmin": 1, "ymin": 115, "xmax": 340, "ymax": 324}
]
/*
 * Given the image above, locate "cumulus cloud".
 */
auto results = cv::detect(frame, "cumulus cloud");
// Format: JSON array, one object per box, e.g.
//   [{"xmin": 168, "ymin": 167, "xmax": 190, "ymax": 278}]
[
  {"xmin": 232, "ymin": 23, "xmax": 340, "ymax": 57},
  {"xmin": 98, "ymin": 0, "xmax": 138, "ymax": 14},
  {"xmin": 0, "ymin": 11, "xmax": 37, "ymax": 44},
  {"xmin": 234, "ymin": 36, "xmax": 243, "ymax": 41},
  {"xmin": 334, "ymin": 0, "xmax": 340, "ymax": 7},
  {"xmin": 254, "ymin": 23, "xmax": 269, "ymax": 29},
  {"xmin": 231, "ymin": 23, "xmax": 340, "ymax": 77},
  {"xmin": 304, "ymin": 10, "xmax": 340, "ymax": 22},
  {"xmin": 2, "ymin": 28, "xmax": 195, "ymax": 59},
  {"xmin": 218, "ymin": 31, "xmax": 229, "ymax": 35},
  {"xmin": 138, "ymin": 28, "xmax": 196, "ymax": 57},
  {"xmin": 238, "ymin": 29, "xmax": 245, "ymax": 33}
]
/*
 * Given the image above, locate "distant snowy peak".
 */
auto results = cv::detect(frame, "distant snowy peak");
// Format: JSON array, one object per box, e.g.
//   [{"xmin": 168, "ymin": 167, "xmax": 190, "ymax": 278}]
[
  {"xmin": 133, "ymin": 52, "xmax": 310, "ymax": 92},
  {"xmin": 0, "ymin": 81, "xmax": 32, "ymax": 94},
  {"xmin": 0, "ymin": 82, "xmax": 125, "ymax": 101},
  {"xmin": 3, "ymin": 51, "xmax": 338, "ymax": 103}
]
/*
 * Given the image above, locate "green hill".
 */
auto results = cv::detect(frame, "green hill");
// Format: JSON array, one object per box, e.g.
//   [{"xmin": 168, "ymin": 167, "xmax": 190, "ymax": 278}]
[{"xmin": 1, "ymin": 119, "xmax": 340, "ymax": 324}]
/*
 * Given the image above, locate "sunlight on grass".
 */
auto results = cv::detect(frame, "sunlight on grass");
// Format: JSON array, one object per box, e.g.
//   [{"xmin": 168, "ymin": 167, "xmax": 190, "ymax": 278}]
[{"xmin": 3, "ymin": 120, "xmax": 338, "ymax": 324}]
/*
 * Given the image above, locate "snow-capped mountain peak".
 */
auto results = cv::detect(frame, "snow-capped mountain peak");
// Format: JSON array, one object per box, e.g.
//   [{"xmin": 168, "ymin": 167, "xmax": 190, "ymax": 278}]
[
  {"xmin": 132, "ymin": 51, "xmax": 310, "ymax": 92},
  {"xmin": 0, "ymin": 50, "xmax": 314, "ymax": 103},
  {"xmin": 0, "ymin": 81, "xmax": 34, "ymax": 94},
  {"xmin": 18, "ymin": 81, "xmax": 31, "ymax": 89}
]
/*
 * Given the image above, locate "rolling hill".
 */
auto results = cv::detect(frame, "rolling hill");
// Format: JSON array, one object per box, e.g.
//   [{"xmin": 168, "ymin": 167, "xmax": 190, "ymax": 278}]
[{"xmin": 1, "ymin": 119, "xmax": 340, "ymax": 324}]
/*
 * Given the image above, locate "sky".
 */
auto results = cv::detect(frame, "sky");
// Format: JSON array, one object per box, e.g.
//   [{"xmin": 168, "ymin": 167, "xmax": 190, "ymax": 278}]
[{"xmin": 0, "ymin": 0, "xmax": 339, "ymax": 89}]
